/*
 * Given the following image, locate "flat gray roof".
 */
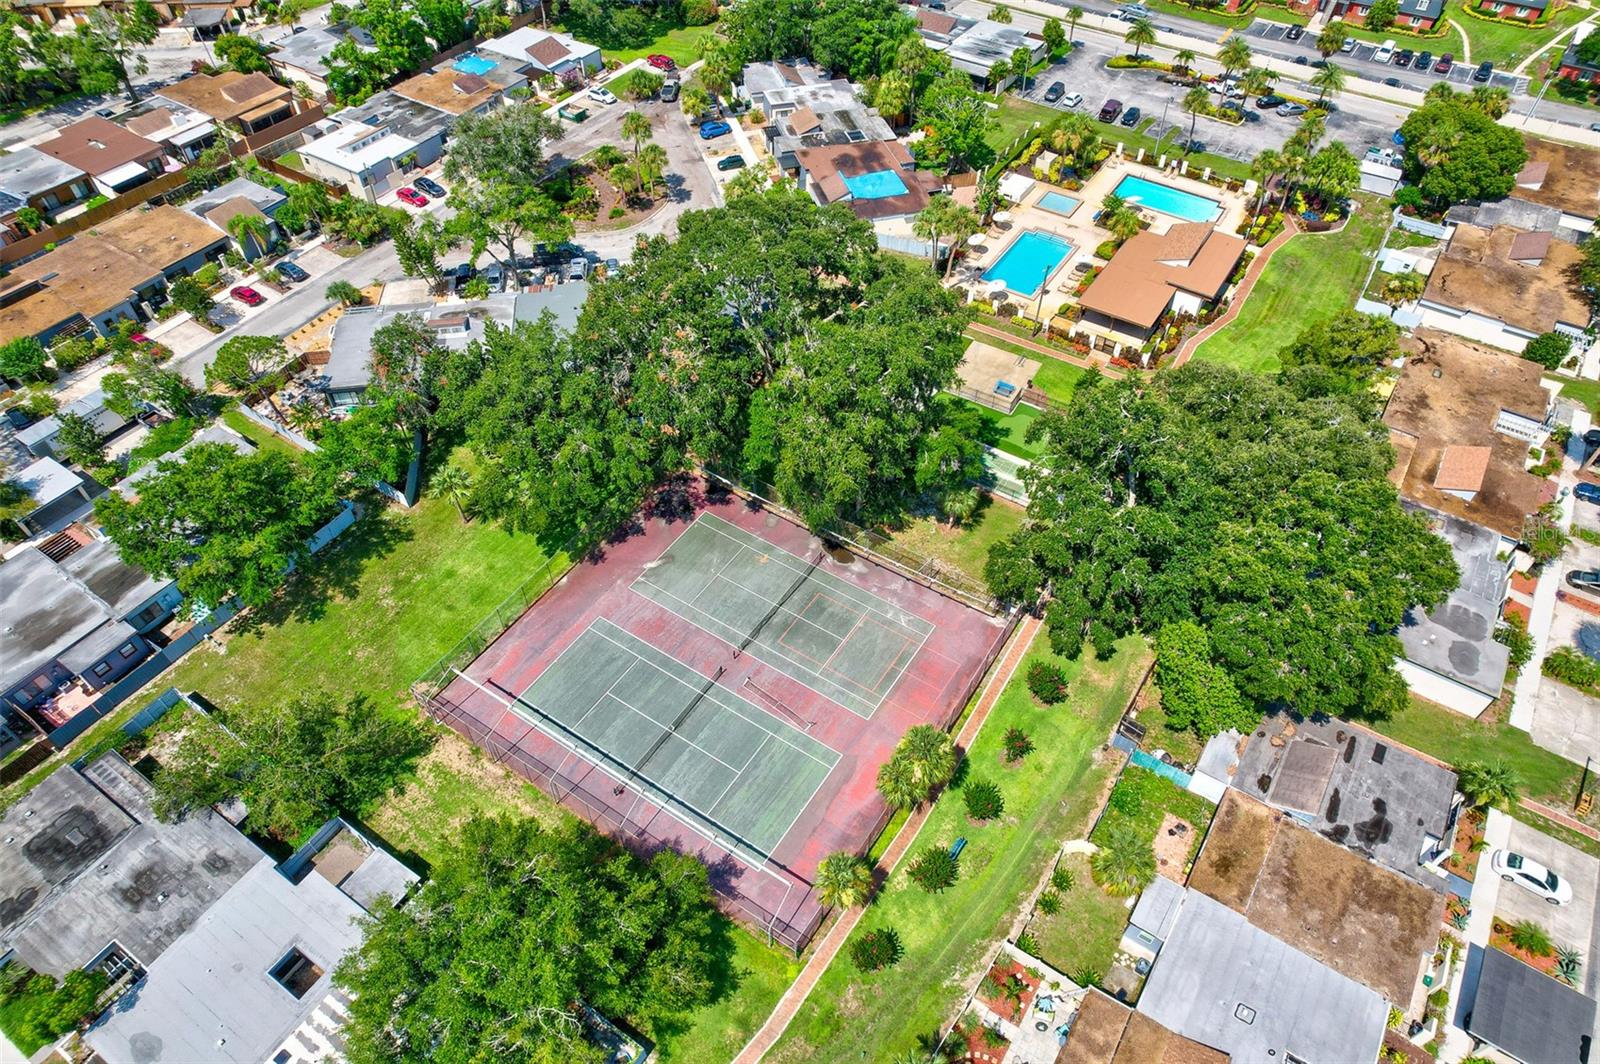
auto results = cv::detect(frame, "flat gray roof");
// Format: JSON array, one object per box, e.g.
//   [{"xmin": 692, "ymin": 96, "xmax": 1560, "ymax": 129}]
[
  {"xmin": 1397, "ymin": 508, "xmax": 1511, "ymax": 698},
  {"xmin": 1137, "ymin": 889, "xmax": 1389, "ymax": 1063},
  {"xmin": 185, "ymin": 176, "xmax": 287, "ymax": 221},
  {"xmin": 0, "ymin": 145, "xmax": 86, "ymax": 199},
  {"xmin": 333, "ymin": 90, "xmax": 451, "ymax": 143},
  {"xmin": 267, "ymin": 24, "xmax": 368, "ymax": 73},
  {"xmin": 60, "ymin": 538, "xmax": 167, "ymax": 617},
  {"xmin": 1129, "ymin": 874, "xmax": 1185, "ymax": 942},
  {"xmin": 1469, "ymin": 946, "xmax": 1596, "ymax": 1063},
  {"xmin": 1229, "ymin": 715, "xmax": 1458, "ymax": 889}
]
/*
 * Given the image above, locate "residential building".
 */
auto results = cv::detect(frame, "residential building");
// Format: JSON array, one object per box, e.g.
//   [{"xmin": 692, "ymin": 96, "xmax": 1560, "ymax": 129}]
[
  {"xmin": 1383, "ymin": 329, "xmax": 1553, "ymax": 539},
  {"xmin": 187, "ymin": 176, "xmax": 288, "ymax": 260},
  {"xmin": 1120, "ymin": 873, "xmax": 1185, "ymax": 963},
  {"xmin": 300, "ymin": 91, "xmax": 451, "ymax": 200},
  {"xmin": 793, "ymin": 139, "xmax": 942, "ymax": 250},
  {"xmin": 3, "ymin": 456, "xmax": 101, "ymax": 537},
  {"xmin": 1465, "ymin": 946, "xmax": 1597, "ymax": 1063},
  {"xmin": 392, "ymin": 67, "xmax": 507, "ymax": 119},
  {"xmin": 322, "ymin": 288, "xmax": 589, "ymax": 406},
  {"xmin": 1418, "ymin": 223, "xmax": 1592, "ymax": 353},
  {"xmin": 912, "ymin": 11, "xmax": 1047, "ymax": 88},
  {"xmin": 0, "ymin": 145, "xmax": 93, "ymax": 225},
  {"xmin": 34, "ymin": 116, "xmax": 166, "ymax": 197},
  {"xmin": 120, "ymin": 99, "xmax": 221, "ymax": 165},
  {"xmin": 115, "ymin": 422, "xmax": 257, "ymax": 498},
  {"xmin": 1060, "ymin": 989, "xmax": 1227, "ymax": 1064},
  {"xmin": 8, "ymin": 0, "xmax": 253, "ymax": 30},
  {"xmin": 1071, "ymin": 222, "xmax": 1247, "ymax": 356},
  {"xmin": 0, "ymin": 749, "xmax": 416, "ymax": 1064},
  {"xmin": 1329, "ymin": 0, "xmax": 1445, "ymax": 28},
  {"xmin": 479, "ymin": 26, "xmax": 602, "ymax": 79},
  {"xmin": 0, "ymin": 205, "xmax": 230, "ymax": 346},
  {"xmin": 0, "ymin": 532, "xmax": 179, "ymax": 724},
  {"xmin": 1510, "ymin": 137, "xmax": 1600, "ymax": 235},
  {"xmin": 156, "ymin": 71, "xmax": 298, "ymax": 137},
  {"xmin": 1556, "ymin": 39, "xmax": 1600, "ymax": 84},
  {"xmin": 739, "ymin": 61, "xmax": 895, "ymax": 172},
  {"xmin": 1476, "ymin": 0, "xmax": 1548, "ymax": 19},
  {"xmin": 1135, "ymin": 888, "xmax": 1390, "ymax": 1063},
  {"xmin": 16, "ymin": 388, "xmax": 130, "ymax": 460},
  {"xmin": 1209, "ymin": 715, "xmax": 1462, "ymax": 889},
  {"xmin": 267, "ymin": 23, "xmax": 376, "ymax": 98}
]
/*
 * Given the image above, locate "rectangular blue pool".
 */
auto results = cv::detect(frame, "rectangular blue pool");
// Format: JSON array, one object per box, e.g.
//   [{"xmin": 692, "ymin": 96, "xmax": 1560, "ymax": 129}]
[
  {"xmin": 452, "ymin": 53, "xmax": 497, "ymax": 76},
  {"xmin": 1112, "ymin": 175, "xmax": 1221, "ymax": 223},
  {"xmin": 841, "ymin": 169, "xmax": 909, "ymax": 200},
  {"xmin": 981, "ymin": 230, "xmax": 1075, "ymax": 298},
  {"xmin": 1037, "ymin": 190, "xmax": 1081, "ymax": 217}
]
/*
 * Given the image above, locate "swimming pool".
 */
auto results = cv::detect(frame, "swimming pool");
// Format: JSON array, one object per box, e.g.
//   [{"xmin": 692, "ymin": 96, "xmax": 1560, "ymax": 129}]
[
  {"xmin": 1112, "ymin": 175, "xmax": 1221, "ymax": 223},
  {"xmin": 982, "ymin": 230, "xmax": 1075, "ymax": 298},
  {"xmin": 452, "ymin": 53, "xmax": 497, "ymax": 76},
  {"xmin": 1037, "ymin": 190, "xmax": 1081, "ymax": 217},
  {"xmin": 841, "ymin": 169, "xmax": 910, "ymax": 200}
]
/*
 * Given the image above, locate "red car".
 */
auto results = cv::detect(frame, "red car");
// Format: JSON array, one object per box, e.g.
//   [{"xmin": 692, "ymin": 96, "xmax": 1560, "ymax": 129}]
[
  {"xmin": 646, "ymin": 53, "xmax": 676, "ymax": 71},
  {"xmin": 396, "ymin": 187, "xmax": 429, "ymax": 207},
  {"xmin": 230, "ymin": 285, "xmax": 264, "ymax": 307}
]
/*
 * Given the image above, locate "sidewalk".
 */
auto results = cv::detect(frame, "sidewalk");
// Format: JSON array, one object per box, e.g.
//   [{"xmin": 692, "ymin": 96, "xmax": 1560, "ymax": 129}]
[
  {"xmin": 1436, "ymin": 807, "xmax": 1511, "ymax": 1063},
  {"xmin": 731, "ymin": 614, "xmax": 1042, "ymax": 1064},
  {"xmin": 1171, "ymin": 218, "xmax": 1299, "ymax": 366}
]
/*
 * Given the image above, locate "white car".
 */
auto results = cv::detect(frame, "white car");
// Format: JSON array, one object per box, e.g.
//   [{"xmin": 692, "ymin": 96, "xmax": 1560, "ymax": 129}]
[
  {"xmin": 1374, "ymin": 39, "xmax": 1396, "ymax": 64},
  {"xmin": 1063, "ymin": 92, "xmax": 1083, "ymax": 109},
  {"xmin": 1491, "ymin": 849, "xmax": 1574, "ymax": 905},
  {"xmin": 586, "ymin": 86, "xmax": 618, "ymax": 105}
]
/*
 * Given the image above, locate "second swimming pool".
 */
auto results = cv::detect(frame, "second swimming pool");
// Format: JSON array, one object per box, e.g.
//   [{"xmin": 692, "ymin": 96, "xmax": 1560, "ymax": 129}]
[
  {"xmin": 1112, "ymin": 175, "xmax": 1221, "ymax": 223},
  {"xmin": 1037, "ymin": 191, "xmax": 1081, "ymax": 217},
  {"xmin": 452, "ymin": 53, "xmax": 497, "ymax": 76},
  {"xmin": 981, "ymin": 230, "xmax": 1075, "ymax": 298}
]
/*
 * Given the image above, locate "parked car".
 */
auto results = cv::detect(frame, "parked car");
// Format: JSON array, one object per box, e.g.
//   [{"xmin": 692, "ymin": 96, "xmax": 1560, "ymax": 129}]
[
  {"xmin": 603, "ymin": 257, "xmax": 621, "ymax": 276},
  {"xmin": 1395, "ymin": 48, "xmax": 1414, "ymax": 67},
  {"xmin": 717, "ymin": 154, "xmax": 747, "ymax": 171},
  {"xmin": 1474, "ymin": 60, "xmax": 1494, "ymax": 82},
  {"xmin": 1340, "ymin": 36, "xmax": 1356, "ymax": 53},
  {"xmin": 1098, "ymin": 98, "xmax": 1123, "ymax": 122},
  {"xmin": 587, "ymin": 86, "xmax": 618, "ymax": 105},
  {"xmin": 1567, "ymin": 569, "xmax": 1600, "ymax": 591},
  {"xmin": 1383, "ymin": 77, "xmax": 1402, "ymax": 87},
  {"xmin": 699, "ymin": 119, "xmax": 732, "ymax": 139},
  {"xmin": 482, "ymin": 262, "xmax": 505, "ymax": 292},
  {"xmin": 230, "ymin": 285, "xmax": 264, "ymax": 307},
  {"xmin": 1063, "ymin": 91, "xmax": 1084, "ymax": 109},
  {"xmin": 1256, "ymin": 93, "xmax": 1287, "ymax": 108},
  {"xmin": 414, "ymin": 176, "xmax": 446, "ymax": 198},
  {"xmin": 1293, "ymin": 55, "xmax": 1308, "ymax": 65},
  {"xmin": 1178, "ymin": 138, "xmax": 1206, "ymax": 154},
  {"xmin": 1435, "ymin": 53, "xmax": 1454, "ymax": 74},
  {"xmin": 661, "ymin": 79, "xmax": 680, "ymax": 102},
  {"xmin": 1119, "ymin": 105, "xmax": 1141, "ymax": 127},
  {"xmin": 452, "ymin": 263, "xmax": 476, "ymax": 288},
  {"xmin": 1044, "ymin": 81, "xmax": 1065, "ymax": 102},
  {"xmin": 1374, "ymin": 39, "xmax": 1396, "ymax": 63},
  {"xmin": 646, "ymin": 53, "xmax": 676, "ymax": 71},
  {"xmin": 1591, "ymin": 122, "xmax": 1600, "ymax": 133},
  {"xmin": 396, "ymin": 187, "xmax": 429, "ymax": 207},
  {"xmin": 275, "ymin": 260, "xmax": 309, "ymax": 282},
  {"xmin": 1491, "ymin": 849, "xmax": 1574, "ymax": 905},
  {"xmin": 1285, "ymin": 23, "xmax": 1304, "ymax": 40},
  {"xmin": 566, "ymin": 256, "xmax": 589, "ymax": 280},
  {"xmin": 1277, "ymin": 102, "xmax": 1308, "ymax": 117},
  {"xmin": 1416, "ymin": 51, "xmax": 1433, "ymax": 72},
  {"xmin": 1576, "ymin": 482, "xmax": 1600, "ymax": 505}
]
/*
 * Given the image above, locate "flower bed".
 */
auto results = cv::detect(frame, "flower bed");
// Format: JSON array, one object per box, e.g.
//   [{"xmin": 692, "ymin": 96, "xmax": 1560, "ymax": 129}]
[
  {"xmin": 976, "ymin": 958, "xmax": 1041, "ymax": 1024},
  {"xmin": 1489, "ymin": 918, "xmax": 1561, "ymax": 977}
]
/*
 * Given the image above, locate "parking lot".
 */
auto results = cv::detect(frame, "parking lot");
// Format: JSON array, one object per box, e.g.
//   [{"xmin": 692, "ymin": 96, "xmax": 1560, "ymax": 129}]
[
  {"xmin": 1242, "ymin": 19, "xmax": 1530, "ymax": 95},
  {"xmin": 1495, "ymin": 818, "xmax": 1600, "ymax": 998}
]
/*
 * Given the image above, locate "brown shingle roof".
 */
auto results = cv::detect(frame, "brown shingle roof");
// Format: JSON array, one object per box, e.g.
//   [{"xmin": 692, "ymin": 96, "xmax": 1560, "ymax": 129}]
[
  {"xmin": 916, "ymin": 7, "xmax": 959, "ymax": 34},
  {"xmin": 787, "ymin": 105, "xmax": 822, "ymax": 135},
  {"xmin": 796, "ymin": 140, "xmax": 931, "ymax": 220},
  {"xmin": 34, "ymin": 117, "xmax": 160, "ymax": 177},
  {"xmin": 1422, "ymin": 223, "xmax": 1590, "ymax": 335},
  {"xmin": 1077, "ymin": 226, "xmax": 1247, "ymax": 329},
  {"xmin": 158, "ymin": 71, "xmax": 292, "ymax": 123},
  {"xmin": 203, "ymin": 195, "xmax": 266, "ymax": 231},
  {"xmin": 526, "ymin": 35, "xmax": 571, "ymax": 67},
  {"xmin": 1435, "ymin": 444, "xmax": 1492, "ymax": 492},
  {"xmin": 1145, "ymin": 221, "xmax": 1212, "ymax": 263},
  {"xmin": 1508, "ymin": 229, "xmax": 1552, "ymax": 263}
]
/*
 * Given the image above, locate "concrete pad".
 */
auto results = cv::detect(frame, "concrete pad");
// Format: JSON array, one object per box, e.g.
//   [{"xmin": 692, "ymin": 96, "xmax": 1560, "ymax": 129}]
[
  {"xmin": 958, "ymin": 340, "xmax": 1042, "ymax": 399},
  {"xmin": 289, "ymin": 244, "xmax": 346, "ymax": 279},
  {"xmin": 379, "ymin": 278, "xmax": 434, "ymax": 304},
  {"xmin": 1496, "ymin": 818, "xmax": 1600, "ymax": 997},
  {"xmin": 1531, "ymin": 676, "xmax": 1600, "ymax": 768},
  {"xmin": 150, "ymin": 319, "xmax": 220, "ymax": 359}
]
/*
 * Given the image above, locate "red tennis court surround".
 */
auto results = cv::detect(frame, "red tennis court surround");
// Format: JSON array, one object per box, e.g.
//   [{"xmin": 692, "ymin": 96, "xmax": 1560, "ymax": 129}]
[{"xmin": 424, "ymin": 479, "xmax": 1010, "ymax": 947}]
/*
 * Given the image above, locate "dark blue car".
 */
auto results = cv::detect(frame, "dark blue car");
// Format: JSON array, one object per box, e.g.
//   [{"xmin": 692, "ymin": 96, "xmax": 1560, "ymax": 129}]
[
  {"xmin": 1575, "ymin": 482, "xmax": 1600, "ymax": 505},
  {"xmin": 699, "ymin": 120, "xmax": 732, "ymax": 140}
]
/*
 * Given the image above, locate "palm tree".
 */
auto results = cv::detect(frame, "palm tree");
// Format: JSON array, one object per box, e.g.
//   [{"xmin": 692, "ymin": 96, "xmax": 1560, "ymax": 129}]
[
  {"xmin": 875, "ymin": 69, "xmax": 913, "ymax": 125},
  {"xmin": 815, "ymin": 852, "xmax": 874, "ymax": 909},
  {"xmin": 1066, "ymin": 5, "xmax": 1084, "ymax": 43},
  {"xmin": 1457, "ymin": 760, "xmax": 1522, "ymax": 811},
  {"xmin": 1310, "ymin": 62, "xmax": 1346, "ymax": 105},
  {"xmin": 1380, "ymin": 270, "xmax": 1425, "ymax": 308},
  {"xmin": 1238, "ymin": 66, "xmax": 1273, "ymax": 100},
  {"xmin": 428, "ymin": 462, "xmax": 474, "ymax": 521},
  {"xmin": 1105, "ymin": 203, "xmax": 1142, "ymax": 243},
  {"xmin": 899, "ymin": 724, "xmax": 957, "ymax": 792},
  {"xmin": 1090, "ymin": 823, "xmax": 1156, "ymax": 896},
  {"xmin": 620, "ymin": 109, "xmax": 652, "ymax": 159},
  {"xmin": 1182, "ymin": 85, "xmax": 1210, "ymax": 153},
  {"xmin": 987, "ymin": 58, "xmax": 1010, "ymax": 97},
  {"xmin": 877, "ymin": 756, "xmax": 923, "ymax": 809},
  {"xmin": 1173, "ymin": 47, "xmax": 1197, "ymax": 73},
  {"xmin": 990, "ymin": 2, "xmax": 1012, "ymax": 22},
  {"xmin": 637, "ymin": 143, "xmax": 668, "ymax": 197},
  {"xmin": 942, "ymin": 204, "xmax": 981, "ymax": 280},
  {"xmin": 1250, "ymin": 147, "xmax": 1284, "ymax": 213},
  {"xmin": 227, "ymin": 212, "xmax": 273, "ymax": 259},
  {"xmin": 913, "ymin": 195, "xmax": 955, "ymax": 268},
  {"xmin": 1011, "ymin": 45, "xmax": 1033, "ymax": 91},
  {"xmin": 1050, "ymin": 113, "xmax": 1102, "ymax": 174},
  {"xmin": 1315, "ymin": 25, "xmax": 1349, "ymax": 58},
  {"xmin": 1425, "ymin": 82, "xmax": 1456, "ymax": 104},
  {"xmin": 1125, "ymin": 17, "xmax": 1156, "ymax": 61},
  {"xmin": 1470, "ymin": 85, "xmax": 1511, "ymax": 118},
  {"xmin": 1219, "ymin": 34, "xmax": 1253, "ymax": 78}
]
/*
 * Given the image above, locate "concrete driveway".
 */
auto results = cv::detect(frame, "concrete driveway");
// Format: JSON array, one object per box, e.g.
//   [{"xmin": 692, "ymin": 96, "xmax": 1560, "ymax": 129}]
[
  {"xmin": 1530, "ymin": 536, "xmax": 1600, "ymax": 765},
  {"xmin": 1495, "ymin": 818, "xmax": 1600, "ymax": 997}
]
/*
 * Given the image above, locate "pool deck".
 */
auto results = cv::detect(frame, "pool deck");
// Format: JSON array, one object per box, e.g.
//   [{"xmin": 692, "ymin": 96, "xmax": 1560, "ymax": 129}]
[{"xmin": 950, "ymin": 157, "xmax": 1250, "ymax": 325}]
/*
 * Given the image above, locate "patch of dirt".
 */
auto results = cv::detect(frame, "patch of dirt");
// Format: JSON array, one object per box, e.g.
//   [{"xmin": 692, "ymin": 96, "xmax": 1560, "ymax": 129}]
[
  {"xmin": 1188, "ymin": 790, "xmax": 1275, "ymax": 910},
  {"xmin": 1152, "ymin": 813, "xmax": 1196, "ymax": 882}
]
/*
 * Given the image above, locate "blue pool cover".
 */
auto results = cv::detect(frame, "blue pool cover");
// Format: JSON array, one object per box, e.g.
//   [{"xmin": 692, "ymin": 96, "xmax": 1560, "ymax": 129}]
[
  {"xmin": 841, "ymin": 169, "xmax": 910, "ymax": 200},
  {"xmin": 1113, "ymin": 175, "xmax": 1221, "ymax": 223},
  {"xmin": 452, "ymin": 53, "xmax": 497, "ymax": 76},
  {"xmin": 981, "ymin": 230, "xmax": 1074, "ymax": 297}
]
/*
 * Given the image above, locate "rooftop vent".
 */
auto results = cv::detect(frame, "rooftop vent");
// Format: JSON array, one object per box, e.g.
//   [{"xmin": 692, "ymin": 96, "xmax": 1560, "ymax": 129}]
[{"xmin": 1235, "ymin": 1003, "xmax": 1256, "ymax": 1025}]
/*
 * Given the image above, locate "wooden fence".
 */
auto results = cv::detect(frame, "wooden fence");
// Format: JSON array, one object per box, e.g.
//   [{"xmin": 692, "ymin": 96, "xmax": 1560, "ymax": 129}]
[{"xmin": 0, "ymin": 169, "xmax": 194, "ymax": 266}]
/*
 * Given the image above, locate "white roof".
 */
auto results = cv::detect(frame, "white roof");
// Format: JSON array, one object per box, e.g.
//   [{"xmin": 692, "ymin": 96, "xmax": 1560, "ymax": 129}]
[
  {"xmin": 170, "ymin": 120, "xmax": 218, "ymax": 146},
  {"xmin": 12, "ymin": 456, "xmax": 82, "ymax": 507},
  {"xmin": 479, "ymin": 25, "xmax": 599, "ymax": 64},
  {"xmin": 100, "ymin": 160, "xmax": 153, "ymax": 187},
  {"xmin": 998, "ymin": 172, "xmax": 1034, "ymax": 203},
  {"xmin": 300, "ymin": 121, "xmax": 420, "ymax": 172}
]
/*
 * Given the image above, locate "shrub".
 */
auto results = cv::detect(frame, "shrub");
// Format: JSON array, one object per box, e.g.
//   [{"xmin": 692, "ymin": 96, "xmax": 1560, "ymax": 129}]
[
  {"xmin": 908, "ymin": 846, "xmax": 960, "ymax": 893},
  {"xmin": 1523, "ymin": 331, "xmax": 1571, "ymax": 371},
  {"xmin": 1095, "ymin": 239, "xmax": 1120, "ymax": 260},
  {"xmin": 326, "ymin": 280, "xmax": 364, "ymax": 306},
  {"xmin": 685, "ymin": 0, "xmax": 718, "ymax": 22},
  {"xmin": 850, "ymin": 927, "xmax": 903, "ymax": 972},
  {"xmin": 963, "ymin": 779, "xmax": 1004, "ymax": 821},
  {"xmin": 0, "ymin": 337, "xmax": 51, "ymax": 382},
  {"xmin": 1556, "ymin": 945, "xmax": 1583, "ymax": 986},
  {"xmin": 1016, "ymin": 930, "xmax": 1040, "ymax": 955},
  {"xmin": 1003, "ymin": 725, "xmax": 1033, "ymax": 763},
  {"xmin": 194, "ymin": 262, "xmax": 223, "ymax": 289},
  {"xmin": 1071, "ymin": 965, "xmax": 1102, "ymax": 988},
  {"xmin": 1090, "ymin": 822, "xmax": 1156, "ymax": 896},
  {"xmin": 1050, "ymin": 865, "xmax": 1075, "ymax": 892},
  {"xmin": 49, "ymin": 335, "xmax": 98, "ymax": 372},
  {"xmin": 1495, "ymin": 613, "xmax": 1534, "ymax": 670},
  {"xmin": 1509, "ymin": 919, "xmax": 1554, "ymax": 958},
  {"xmin": 1036, "ymin": 888, "xmax": 1061, "ymax": 915},
  {"xmin": 0, "ymin": 964, "xmax": 108, "ymax": 1055},
  {"xmin": 1543, "ymin": 645, "xmax": 1600, "ymax": 695},
  {"xmin": 1026, "ymin": 661, "xmax": 1069, "ymax": 704},
  {"xmin": 609, "ymin": 206, "xmax": 627, "ymax": 218}
]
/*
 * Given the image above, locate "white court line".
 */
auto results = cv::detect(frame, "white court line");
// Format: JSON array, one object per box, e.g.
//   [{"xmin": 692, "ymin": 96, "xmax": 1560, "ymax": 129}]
[
  {"xmin": 691, "ymin": 513, "xmax": 936, "ymax": 636},
  {"xmin": 587, "ymin": 621, "xmax": 838, "ymax": 771},
  {"xmin": 686, "ymin": 540, "xmax": 747, "ymax": 610},
  {"xmin": 568, "ymin": 660, "xmax": 639, "ymax": 734},
  {"xmin": 601, "ymin": 689, "xmax": 745, "ymax": 775},
  {"xmin": 707, "ymin": 733, "xmax": 769, "ymax": 818}
]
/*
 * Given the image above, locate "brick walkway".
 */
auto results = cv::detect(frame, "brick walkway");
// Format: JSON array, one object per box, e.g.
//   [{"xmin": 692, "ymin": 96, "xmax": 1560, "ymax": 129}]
[
  {"xmin": 732, "ymin": 614, "xmax": 1043, "ymax": 1064},
  {"xmin": 1170, "ymin": 218, "xmax": 1301, "ymax": 367},
  {"xmin": 967, "ymin": 322, "xmax": 1127, "ymax": 381}
]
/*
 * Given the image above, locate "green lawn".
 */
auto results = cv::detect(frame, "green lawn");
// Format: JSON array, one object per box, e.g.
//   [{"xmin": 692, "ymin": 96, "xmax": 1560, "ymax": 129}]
[
  {"xmin": 1451, "ymin": 4, "xmax": 1585, "ymax": 67},
  {"xmin": 1026, "ymin": 851, "xmax": 1129, "ymax": 981},
  {"xmin": 1192, "ymin": 193, "xmax": 1389, "ymax": 373},
  {"xmin": 971, "ymin": 400, "xmax": 1043, "ymax": 460},
  {"xmin": 658, "ymin": 929, "xmax": 798, "ymax": 1063},
  {"xmin": 1379, "ymin": 695, "xmax": 1581, "ymax": 806},
  {"xmin": 988, "ymin": 96, "xmax": 1060, "ymax": 156},
  {"xmin": 769, "ymin": 630, "xmax": 1153, "ymax": 1062},
  {"xmin": 1035, "ymin": 358, "xmax": 1087, "ymax": 405},
  {"xmin": 222, "ymin": 405, "xmax": 301, "ymax": 456},
  {"xmin": 1091, "ymin": 764, "xmax": 1216, "ymax": 870},
  {"xmin": 586, "ymin": 23, "xmax": 716, "ymax": 66},
  {"xmin": 1548, "ymin": 376, "xmax": 1600, "ymax": 417},
  {"xmin": 880, "ymin": 497, "xmax": 1027, "ymax": 585}
]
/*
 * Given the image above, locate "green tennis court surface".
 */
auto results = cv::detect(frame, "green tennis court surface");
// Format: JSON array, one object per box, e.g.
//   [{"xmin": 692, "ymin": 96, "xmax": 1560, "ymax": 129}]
[
  {"xmin": 516, "ymin": 618, "xmax": 839, "ymax": 859},
  {"xmin": 632, "ymin": 514, "xmax": 933, "ymax": 718}
]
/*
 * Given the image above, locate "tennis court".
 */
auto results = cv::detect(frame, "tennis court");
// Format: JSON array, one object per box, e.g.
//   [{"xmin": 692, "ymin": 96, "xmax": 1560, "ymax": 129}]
[
  {"xmin": 632, "ymin": 514, "xmax": 933, "ymax": 718},
  {"xmin": 514, "ymin": 618, "xmax": 839, "ymax": 860}
]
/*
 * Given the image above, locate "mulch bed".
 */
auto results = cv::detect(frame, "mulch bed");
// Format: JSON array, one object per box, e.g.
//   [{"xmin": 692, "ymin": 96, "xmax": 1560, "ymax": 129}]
[
  {"xmin": 1444, "ymin": 809, "xmax": 1485, "ymax": 883},
  {"xmin": 958, "ymin": 1025, "xmax": 1010, "ymax": 1064},
  {"xmin": 1383, "ymin": 1029, "xmax": 1436, "ymax": 1064},
  {"xmin": 976, "ymin": 958, "xmax": 1040, "ymax": 1025},
  {"xmin": 1490, "ymin": 918, "xmax": 1561, "ymax": 977},
  {"xmin": 572, "ymin": 163, "xmax": 662, "ymax": 231}
]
